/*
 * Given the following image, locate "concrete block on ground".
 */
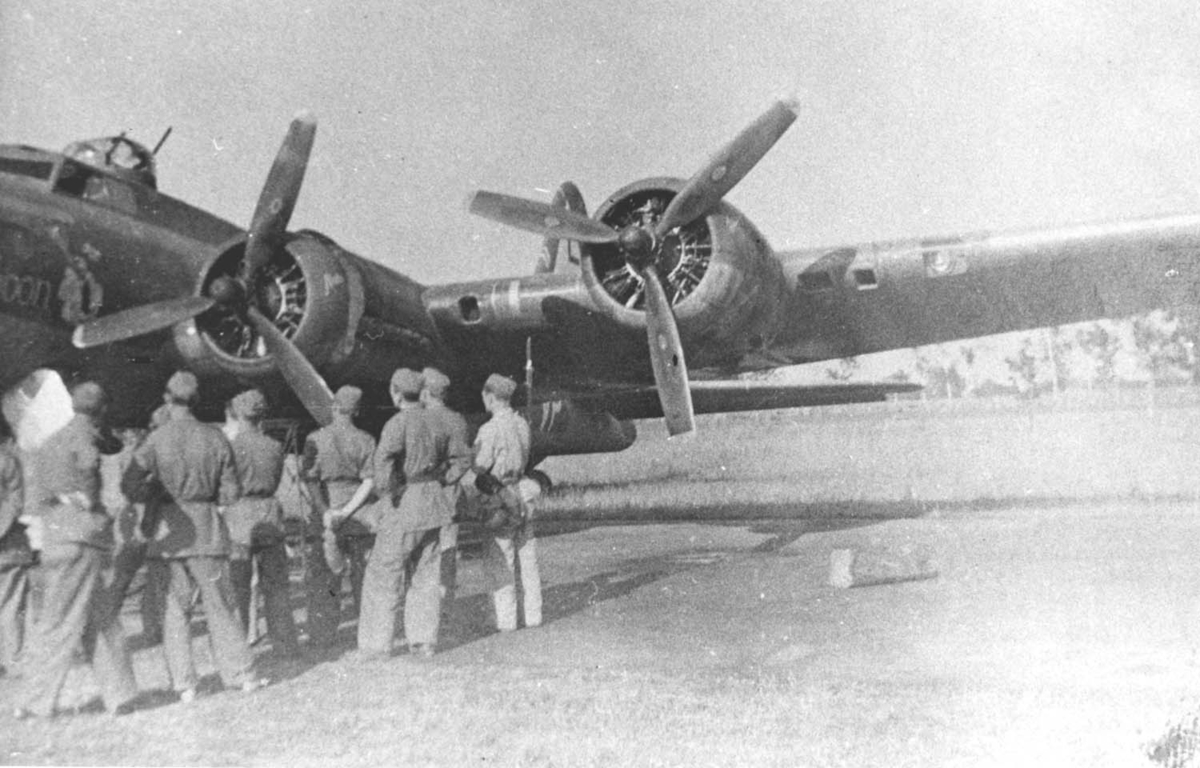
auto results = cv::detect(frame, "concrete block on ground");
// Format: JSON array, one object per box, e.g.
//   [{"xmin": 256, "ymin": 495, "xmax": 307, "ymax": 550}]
[{"xmin": 828, "ymin": 543, "xmax": 938, "ymax": 589}]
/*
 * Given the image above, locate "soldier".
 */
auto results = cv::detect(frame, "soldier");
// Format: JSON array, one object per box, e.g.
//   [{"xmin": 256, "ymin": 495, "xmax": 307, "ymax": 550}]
[
  {"xmin": 224, "ymin": 389, "xmax": 300, "ymax": 657},
  {"xmin": 105, "ymin": 425, "xmax": 166, "ymax": 648},
  {"xmin": 121, "ymin": 371, "xmax": 263, "ymax": 702},
  {"xmin": 0, "ymin": 415, "xmax": 30, "ymax": 678},
  {"xmin": 13, "ymin": 382, "xmax": 137, "ymax": 718},
  {"xmin": 420, "ymin": 368, "xmax": 470, "ymax": 610},
  {"xmin": 474, "ymin": 374, "xmax": 542, "ymax": 632},
  {"xmin": 356, "ymin": 368, "xmax": 470, "ymax": 659},
  {"xmin": 301, "ymin": 385, "xmax": 376, "ymax": 648}
]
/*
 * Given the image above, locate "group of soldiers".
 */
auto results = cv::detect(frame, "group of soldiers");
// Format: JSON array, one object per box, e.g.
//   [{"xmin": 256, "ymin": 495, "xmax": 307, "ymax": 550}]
[{"xmin": 0, "ymin": 364, "xmax": 542, "ymax": 718}]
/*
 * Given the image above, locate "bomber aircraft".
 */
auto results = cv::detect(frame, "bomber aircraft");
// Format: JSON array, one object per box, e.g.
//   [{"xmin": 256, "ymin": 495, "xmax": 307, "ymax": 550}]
[{"xmin": 0, "ymin": 100, "xmax": 1196, "ymax": 469}]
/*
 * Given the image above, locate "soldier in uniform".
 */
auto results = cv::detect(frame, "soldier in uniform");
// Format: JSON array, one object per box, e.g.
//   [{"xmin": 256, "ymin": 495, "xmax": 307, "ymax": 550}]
[
  {"xmin": 420, "ymin": 368, "xmax": 470, "ymax": 610},
  {"xmin": 357, "ymin": 369, "xmax": 470, "ymax": 659},
  {"xmin": 105, "ymin": 424, "xmax": 166, "ymax": 648},
  {"xmin": 14, "ymin": 382, "xmax": 138, "ymax": 718},
  {"xmin": 121, "ymin": 371, "xmax": 263, "ymax": 702},
  {"xmin": 0, "ymin": 416, "xmax": 30, "ymax": 678},
  {"xmin": 224, "ymin": 389, "xmax": 300, "ymax": 657},
  {"xmin": 474, "ymin": 374, "xmax": 542, "ymax": 632},
  {"xmin": 302, "ymin": 385, "xmax": 376, "ymax": 648}
]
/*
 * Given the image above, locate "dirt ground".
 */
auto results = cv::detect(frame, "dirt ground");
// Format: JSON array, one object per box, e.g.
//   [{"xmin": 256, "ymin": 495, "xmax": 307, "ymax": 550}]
[{"xmin": 3, "ymin": 501, "xmax": 1200, "ymax": 766}]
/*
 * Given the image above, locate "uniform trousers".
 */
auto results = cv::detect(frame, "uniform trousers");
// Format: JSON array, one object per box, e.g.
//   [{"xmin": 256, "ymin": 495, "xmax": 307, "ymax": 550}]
[
  {"xmin": 17, "ymin": 543, "xmax": 137, "ymax": 715},
  {"xmin": 108, "ymin": 539, "xmax": 166, "ymax": 644},
  {"xmin": 0, "ymin": 560, "xmax": 29, "ymax": 669},
  {"xmin": 487, "ymin": 521, "xmax": 542, "ymax": 631},
  {"xmin": 439, "ymin": 522, "xmax": 458, "ymax": 604},
  {"xmin": 305, "ymin": 531, "xmax": 373, "ymax": 646},
  {"xmin": 230, "ymin": 538, "xmax": 299, "ymax": 655},
  {"xmin": 160, "ymin": 556, "xmax": 254, "ymax": 692},
  {"xmin": 357, "ymin": 526, "xmax": 441, "ymax": 654}
]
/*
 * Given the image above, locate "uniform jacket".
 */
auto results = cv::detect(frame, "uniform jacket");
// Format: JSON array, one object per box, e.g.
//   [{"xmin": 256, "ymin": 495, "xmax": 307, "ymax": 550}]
[
  {"xmin": 226, "ymin": 428, "xmax": 286, "ymax": 550},
  {"xmin": 30, "ymin": 415, "xmax": 116, "ymax": 549},
  {"xmin": 0, "ymin": 442, "xmax": 31, "ymax": 565},
  {"xmin": 373, "ymin": 403, "xmax": 471, "ymax": 533},
  {"xmin": 123, "ymin": 409, "xmax": 240, "ymax": 558},
  {"xmin": 473, "ymin": 407, "xmax": 532, "ymax": 485},
  {"xmin": 302, "ymin": 419, "xmax": 376, "ymax": 535}
]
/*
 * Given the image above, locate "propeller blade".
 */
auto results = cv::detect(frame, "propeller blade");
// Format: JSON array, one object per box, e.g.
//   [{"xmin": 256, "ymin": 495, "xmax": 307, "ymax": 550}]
[
  {"xmin": 244, "ymin": 112, "xmax": 317, "ymax": 278},
  {"xmin": 467, "ymin": 190, "xmax": 619, "ymax": 244},
  {"xmin": 539, "ymin": 181, "xmax": 588, "ymax": 273},
  {"xmin": 640, "ymin": 269, "xmax": 695, "ymax": 436},
  {"xmin": 246, "ymin": 306, "xmax": 334, "ymax": 426},
  {"xmin": 71, "ymin": 296, "xmax": 215, "ymax": 349},
  {"xmin": 655, "ymin": 98, "xmax": 798, "ymax": 238}
]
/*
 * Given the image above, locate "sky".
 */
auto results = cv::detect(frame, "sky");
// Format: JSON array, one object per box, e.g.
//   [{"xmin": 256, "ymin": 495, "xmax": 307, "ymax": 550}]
[{"xmin": 6, "ymin": 0, "xmax": 1200, "ymax": 291}]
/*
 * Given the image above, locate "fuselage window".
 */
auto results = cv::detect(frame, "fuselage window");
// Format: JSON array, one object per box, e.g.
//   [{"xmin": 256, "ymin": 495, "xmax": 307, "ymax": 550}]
[
  {"xmin": 458, "ymin": 295, "xmax": 482, "ymax": 323},
  {"xmin": 0, "ymin": 157, "xmax": 53, "ymax": 180}
]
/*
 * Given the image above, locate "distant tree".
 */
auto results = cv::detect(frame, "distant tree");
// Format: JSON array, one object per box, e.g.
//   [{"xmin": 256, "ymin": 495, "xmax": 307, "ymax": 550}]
[
  {"xmin": 1074, "ymin": 322, "xmax": 1123, "ymax": 387},
  {"xmin": 1130, "ymin": 309, "xmax": 1194, "ymax": 385},
  {"xmin": 1005, "ymin": 335, "xmax": 1047, "ymax": 397},
  {"xmin": 1168, "ymin": 305, "xmax": 1200, "ymax": 385},
  {"xmin": 916, "ymin": 346, "xmax": 968, "ymax": 398}
]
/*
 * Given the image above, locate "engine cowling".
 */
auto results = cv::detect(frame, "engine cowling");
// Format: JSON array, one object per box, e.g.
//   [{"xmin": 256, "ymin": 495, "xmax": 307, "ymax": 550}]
[
  {"xmin": 581, "ymin": 177, "xmax": 787, "ymax": 368},
  {"xmin": 173, "ymin": 230, "xmax": 436, "ymax": 393}
]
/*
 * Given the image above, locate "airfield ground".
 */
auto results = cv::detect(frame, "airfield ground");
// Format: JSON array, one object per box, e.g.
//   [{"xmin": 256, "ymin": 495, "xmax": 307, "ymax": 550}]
[{"xmin": 4, "ymin": 393, "xmax": 1200, "ymax": 766}]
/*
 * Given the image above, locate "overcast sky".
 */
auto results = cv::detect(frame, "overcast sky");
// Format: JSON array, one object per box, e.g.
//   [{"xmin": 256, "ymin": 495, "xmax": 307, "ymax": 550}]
[{"xmin": 4, "ymin": 1, "xmax": 1200, "ymax": 289}]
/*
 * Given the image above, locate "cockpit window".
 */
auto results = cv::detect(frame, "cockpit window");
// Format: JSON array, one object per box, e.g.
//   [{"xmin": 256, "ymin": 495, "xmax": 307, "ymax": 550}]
[
  {"xmin": 54, "ymin": 159, "xmax": 139, "ymax": 214},
  {"xmin": 62, "ymin": 136, "xmax": 157, "ymax": 189}
]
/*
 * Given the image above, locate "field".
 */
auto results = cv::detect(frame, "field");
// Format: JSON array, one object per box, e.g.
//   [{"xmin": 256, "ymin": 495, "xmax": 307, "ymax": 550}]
[
  {"xmin": 540, "ymin": 389, "xmax": 1200, "ymax": 518},
  {"xmin": 4, "ymin": 391, "xmax": 1200, "ymax": 767}
]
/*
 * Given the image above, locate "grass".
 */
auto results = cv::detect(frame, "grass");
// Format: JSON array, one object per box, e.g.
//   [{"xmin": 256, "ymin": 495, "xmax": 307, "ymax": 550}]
[
  {"xmin": 6, "ymin": 395, "xmax": 1200, "ymax": 766},
  {"xmin": 538, "ymin": 394, "xmax": 1200, "ymax": 518}
]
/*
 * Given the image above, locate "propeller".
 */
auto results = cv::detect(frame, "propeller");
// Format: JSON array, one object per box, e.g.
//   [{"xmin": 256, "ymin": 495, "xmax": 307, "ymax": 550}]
[
  {"xmin": 467, "ymin": 190, "xmax": 618, "ymax": 244},
  {"xmin": 244, "ymin": 112, "xmax": 316, "ymax": 279},
  {"xmin": 71, "ymin": 113, "xmax": 334, "ymax": 426},
  {"xmin": 466, "ymin": 97, "xmax": 798, "ymax": 435},
  {"xmin": 246, "ymin": 306, "xmax": 334, "ymax": 426},
  {"xmin": 71, "ymin": 295, "xmax": 215, "ymax": 350}
]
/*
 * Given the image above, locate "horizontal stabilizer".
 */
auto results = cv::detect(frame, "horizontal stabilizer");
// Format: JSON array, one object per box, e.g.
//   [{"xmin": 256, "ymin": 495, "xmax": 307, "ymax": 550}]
[
  {"xmin": 688, "ymin": 380, "xmax": 921, "ymax": 414},
  {"xmin": 546, "ymin": 379, "xmax": 920, "ymax": 422}
]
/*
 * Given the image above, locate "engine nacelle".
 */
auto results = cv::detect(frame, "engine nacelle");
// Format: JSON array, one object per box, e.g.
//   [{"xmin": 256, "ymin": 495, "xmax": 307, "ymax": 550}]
[
  {"xmin": 174, "ymin": 230, "xmax": 437, "ymax": 396},
  {"xmin": 581, "ymin": 177, "xmax": 787, "ymax": 368}
]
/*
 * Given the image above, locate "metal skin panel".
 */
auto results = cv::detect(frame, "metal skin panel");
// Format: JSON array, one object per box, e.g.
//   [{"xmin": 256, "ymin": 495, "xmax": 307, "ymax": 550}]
[
  {"xmin": 9, "ymin": 116, "xmax": 1200, "ymax": 457},
  {"xmin": 774, "ymin": 214, "xmax": 1200, "ymax": 363}
]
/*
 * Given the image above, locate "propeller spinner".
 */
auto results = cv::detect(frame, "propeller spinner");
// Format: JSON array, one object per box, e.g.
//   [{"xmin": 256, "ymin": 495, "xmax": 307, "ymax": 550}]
[
  {"xmin": 72, "ymin": 113, "xmax": 335, "ymax": 425},
  {"xmin": 466, "ymin": 97, "xmax": 798, "ymax": 435}
]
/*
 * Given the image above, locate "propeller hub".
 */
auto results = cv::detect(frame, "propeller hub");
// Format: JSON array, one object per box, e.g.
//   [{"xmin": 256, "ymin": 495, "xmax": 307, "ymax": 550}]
[
  {"xmin": 208, "ymin": 275, "xmax": 246, "ymax": 308},
  {"xmin": 618, "ymin": 226, "xmax": 657, "ymax": 270}
]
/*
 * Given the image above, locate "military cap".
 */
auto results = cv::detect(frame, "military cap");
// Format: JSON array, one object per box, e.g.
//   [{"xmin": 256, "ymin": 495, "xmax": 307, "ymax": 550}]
[
  {"xmin": 390, "ymin": 368, "xmax": 424, "ymax": 398},
  {"xmin": 70, "ymin": 381, "xmax": 107, "ymax": 416},
  {"xmin": 483, "ymin": 373, "xmax": 518, "ymax": 400},
  {"xmin": 231, "ymin": 389, "xmax": 268, "ymax": 420},
  {"xmin": 422, "ymin": 367, "xmax": 450, "ymax": 398},
  {"xmin": 165, "ymin": 370, "xmax": 199, "ymax": 403},
  {"xmin": 333, "ymin": 385, "xmax": 363, "ymax": 413}
]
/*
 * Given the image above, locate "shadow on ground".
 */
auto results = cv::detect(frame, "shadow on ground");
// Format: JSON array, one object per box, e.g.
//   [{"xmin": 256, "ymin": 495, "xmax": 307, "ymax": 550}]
[{"xmin": 104, "ymin": 511, "xmax": 874, "ymax": 713}]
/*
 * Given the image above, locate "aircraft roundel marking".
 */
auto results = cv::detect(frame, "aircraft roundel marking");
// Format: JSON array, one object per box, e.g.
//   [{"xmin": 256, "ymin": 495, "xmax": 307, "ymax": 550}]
[
  {"xmin": 543, "ymin": 215, "xmax": 561, "ymax": 229},
  {"xmin": 710, "ymin": 165, "xmax": 728, "ymax": 182},
  {"xmin": 269, "ymin": 198, "xmax": 283, "ymax": 214}
]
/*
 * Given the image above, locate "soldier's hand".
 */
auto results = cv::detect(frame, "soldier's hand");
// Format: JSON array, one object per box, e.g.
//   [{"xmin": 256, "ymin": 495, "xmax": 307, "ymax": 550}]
[
  {"xmin": 323, "ymin": 508, "xmax": 343, "ymax": 529},
  {"xmin": 19, "ymin": 514, "xmax": 45, "ymax": 551}
]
